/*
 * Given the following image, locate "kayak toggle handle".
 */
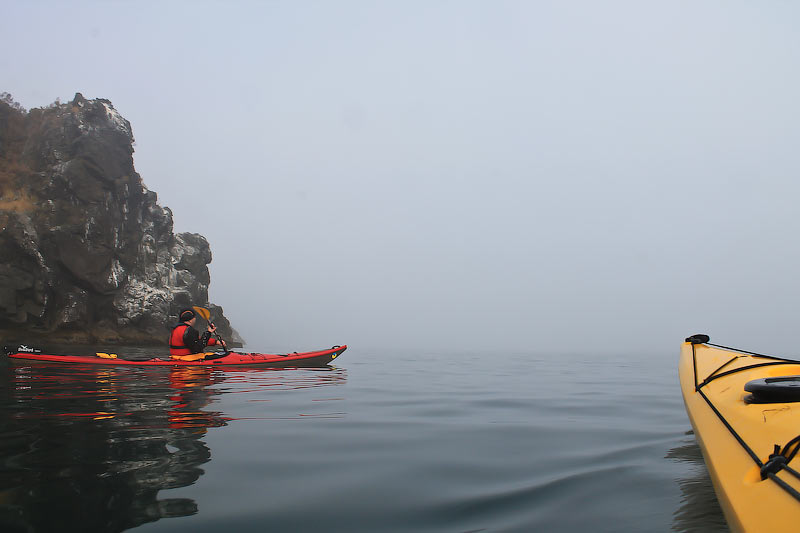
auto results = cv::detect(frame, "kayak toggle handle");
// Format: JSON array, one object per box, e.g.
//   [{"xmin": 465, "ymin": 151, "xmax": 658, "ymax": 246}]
[{"xmin": 685, "ymin": 334, "xmax": 710, "ymax": 344}]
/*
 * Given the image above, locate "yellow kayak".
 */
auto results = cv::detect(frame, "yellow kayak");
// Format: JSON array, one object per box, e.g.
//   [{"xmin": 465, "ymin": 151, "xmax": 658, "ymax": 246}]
[{"xmin": 679, "ymin": 335, "xmax": 800, "ymax": 532}]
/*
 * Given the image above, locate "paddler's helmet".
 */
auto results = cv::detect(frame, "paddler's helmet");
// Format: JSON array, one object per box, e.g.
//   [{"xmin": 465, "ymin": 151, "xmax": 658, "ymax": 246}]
[{"xmin": 179, "ymin": 308, "xmax": 196, "ymax": 322}]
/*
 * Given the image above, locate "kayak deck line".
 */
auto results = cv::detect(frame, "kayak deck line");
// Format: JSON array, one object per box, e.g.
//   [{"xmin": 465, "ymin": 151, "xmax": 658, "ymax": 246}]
[
  {"xmin": 680, "ymin": 336, "xmax": 800, "ymax": 532},
  {"xmin": 691, "ymin": 341, "xmax": 800, "ymax": 390}
]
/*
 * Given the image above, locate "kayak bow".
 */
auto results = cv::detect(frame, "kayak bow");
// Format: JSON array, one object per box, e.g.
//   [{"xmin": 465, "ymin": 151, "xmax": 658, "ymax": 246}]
[{"xmin": 679, "ymin": 336, "xmax": 800, "ymax": 532}]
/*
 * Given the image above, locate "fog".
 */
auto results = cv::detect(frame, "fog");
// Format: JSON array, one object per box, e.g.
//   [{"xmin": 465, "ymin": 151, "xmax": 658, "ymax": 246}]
[{"xmin": 3, "ymin": 1, "xmax": 800, "ymax": 355}]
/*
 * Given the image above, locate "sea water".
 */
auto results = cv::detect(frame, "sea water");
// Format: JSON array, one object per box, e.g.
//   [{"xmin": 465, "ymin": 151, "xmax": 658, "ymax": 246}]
[{"xmin": 0, "ymin": 348, "xmax": 727, "ymax": 532}]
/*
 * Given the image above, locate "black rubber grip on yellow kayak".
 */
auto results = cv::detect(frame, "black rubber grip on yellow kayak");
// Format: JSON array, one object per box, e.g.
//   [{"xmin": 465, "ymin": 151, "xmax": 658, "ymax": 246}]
[
  {"xmin": 685, "ymin": 334, "xmax": 710, "ymax": 344},
  {"xmin": 745, "ymin": 376, "xmax": 800, "ymax": 403}
]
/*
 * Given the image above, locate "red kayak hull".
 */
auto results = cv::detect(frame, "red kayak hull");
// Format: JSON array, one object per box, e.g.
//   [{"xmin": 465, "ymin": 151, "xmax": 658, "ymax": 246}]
[{"xmin": 5, "ymin": 345, "xmax": 346, "ymax": 367}]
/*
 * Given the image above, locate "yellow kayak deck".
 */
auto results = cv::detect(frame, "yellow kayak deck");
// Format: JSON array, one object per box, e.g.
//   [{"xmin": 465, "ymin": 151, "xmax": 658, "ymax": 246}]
[{"xmin": 679, "ymin": 337, "xmax": 800, "ymax": 532}]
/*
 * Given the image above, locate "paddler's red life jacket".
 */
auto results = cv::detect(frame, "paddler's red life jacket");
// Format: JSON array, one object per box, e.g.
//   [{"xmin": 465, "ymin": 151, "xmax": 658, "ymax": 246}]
[
  {"xmin": 169, "ymin": 323, "xmax": 218, "ymax": 357},
  {"xmin": 170, "ymin": 324, "xmax": 193, "ymax": 356}
]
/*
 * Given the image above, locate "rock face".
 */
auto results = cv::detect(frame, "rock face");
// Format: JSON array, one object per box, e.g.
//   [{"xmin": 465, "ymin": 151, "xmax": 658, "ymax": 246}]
[{"xmin": 0, "ymin": 92, "xmax": 237, "ymax": 345}]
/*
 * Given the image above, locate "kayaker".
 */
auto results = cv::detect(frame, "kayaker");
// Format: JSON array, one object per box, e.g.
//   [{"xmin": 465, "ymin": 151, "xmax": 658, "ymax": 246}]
[{"xmin": 169, "ymin": 308, "xmax": 226, "ymax": 360}]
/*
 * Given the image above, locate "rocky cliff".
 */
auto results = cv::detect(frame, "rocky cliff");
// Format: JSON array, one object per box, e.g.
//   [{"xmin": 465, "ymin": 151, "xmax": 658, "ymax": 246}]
[{"xmin": 0, "ymin": 92, "xmax": 236, "ymax": 345}]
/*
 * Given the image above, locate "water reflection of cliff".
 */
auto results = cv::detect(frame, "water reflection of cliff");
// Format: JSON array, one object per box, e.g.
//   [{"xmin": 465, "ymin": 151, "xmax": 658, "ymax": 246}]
[
  {"xmin": 667, "ymin": 431, "xmax": 729, "ymax": 533},
  {"xmin": 0, "ymin": 361, "xmax": 347, "ymax": 532}
]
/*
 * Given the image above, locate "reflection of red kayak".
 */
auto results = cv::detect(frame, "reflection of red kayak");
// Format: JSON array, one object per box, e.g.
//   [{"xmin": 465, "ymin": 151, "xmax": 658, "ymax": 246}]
[{"xmin": 4, "ymin": 345, "xmax": 346, "ymax": 367}]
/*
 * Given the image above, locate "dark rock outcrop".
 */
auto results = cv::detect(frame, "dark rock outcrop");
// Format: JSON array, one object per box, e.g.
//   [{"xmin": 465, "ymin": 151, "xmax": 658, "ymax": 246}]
[{"xmin": 0, "ymin": 92, "xmax": 237, "ymax": 345}]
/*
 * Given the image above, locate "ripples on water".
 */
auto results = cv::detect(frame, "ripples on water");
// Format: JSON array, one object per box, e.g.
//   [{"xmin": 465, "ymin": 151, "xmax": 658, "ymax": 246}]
[{"xmin": 0, "ymin": 348, "xmax": 727, "ymax": 532}]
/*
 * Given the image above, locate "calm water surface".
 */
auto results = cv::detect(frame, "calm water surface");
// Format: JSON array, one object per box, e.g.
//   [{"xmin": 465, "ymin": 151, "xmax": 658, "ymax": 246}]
[{"xmin": 0, "ymin": 347, "xmax": 727, "ymax": 532}]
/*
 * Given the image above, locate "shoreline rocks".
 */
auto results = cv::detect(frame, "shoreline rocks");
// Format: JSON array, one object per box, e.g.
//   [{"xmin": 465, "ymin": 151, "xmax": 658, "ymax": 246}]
[{"xmin": 0, "ymin": 93, "xmax": 239, "ymax": 346}]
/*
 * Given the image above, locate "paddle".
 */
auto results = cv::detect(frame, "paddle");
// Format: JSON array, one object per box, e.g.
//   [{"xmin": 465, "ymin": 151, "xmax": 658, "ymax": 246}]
[{"xmin": 192, "ymin": 306, "xmax": 230, "ymax": 355}]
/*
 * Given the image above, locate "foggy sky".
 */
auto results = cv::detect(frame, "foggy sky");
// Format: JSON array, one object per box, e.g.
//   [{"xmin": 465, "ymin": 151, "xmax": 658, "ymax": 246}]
[{"xmin": 3, "ymin": 1, "xmax": 800, "ymax": 356}]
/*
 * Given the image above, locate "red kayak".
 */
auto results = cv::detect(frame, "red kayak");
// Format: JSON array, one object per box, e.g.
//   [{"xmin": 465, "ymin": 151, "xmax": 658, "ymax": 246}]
[{"xmin": 3, "ymin": 344, "xmax": 346, "ymax": 367}]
